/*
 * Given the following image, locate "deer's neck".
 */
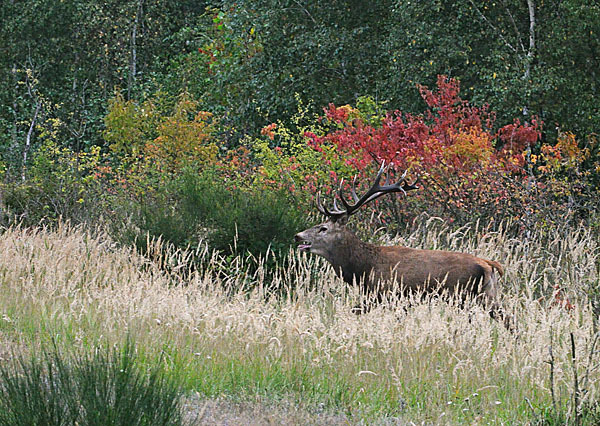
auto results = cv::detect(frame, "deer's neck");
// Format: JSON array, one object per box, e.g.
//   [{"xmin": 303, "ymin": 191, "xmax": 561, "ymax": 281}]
[{"xmin": 328, "ymin": 233, "xmax": 378, "ymax": 285}]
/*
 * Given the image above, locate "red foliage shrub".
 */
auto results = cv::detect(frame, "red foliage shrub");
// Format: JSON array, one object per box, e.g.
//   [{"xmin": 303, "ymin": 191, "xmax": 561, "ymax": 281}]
[{"xmin": 306, "ymin": 76, "xmax": 543, "ymax": 227}]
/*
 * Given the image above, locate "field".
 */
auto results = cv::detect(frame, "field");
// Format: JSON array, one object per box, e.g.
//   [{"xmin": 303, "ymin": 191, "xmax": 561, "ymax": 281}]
[{"xmin": 0, "ymin": 220, "xmax": 599, "ymax": 424}]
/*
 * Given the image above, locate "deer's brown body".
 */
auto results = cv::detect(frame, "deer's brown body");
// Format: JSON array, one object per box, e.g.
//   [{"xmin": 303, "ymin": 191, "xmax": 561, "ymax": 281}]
[
  {"xmin": 297, "ymin": 223, "xmax": 503, "ymax": 306},
  {"xmin": 295, "ymin": 163, "xmax": 511, "ymax": 329}
]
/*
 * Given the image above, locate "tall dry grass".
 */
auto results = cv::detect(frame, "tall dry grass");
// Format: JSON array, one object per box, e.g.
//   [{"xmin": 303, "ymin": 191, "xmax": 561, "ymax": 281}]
[{"xmin": 0, "ymin": 220, "xmax": 598, "ymax": 423}]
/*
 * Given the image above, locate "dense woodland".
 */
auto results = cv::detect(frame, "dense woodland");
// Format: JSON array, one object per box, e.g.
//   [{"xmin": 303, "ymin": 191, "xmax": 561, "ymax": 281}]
[{"xmin": 1, "ymin": 0, "xmax": 599, "ymax": 259}]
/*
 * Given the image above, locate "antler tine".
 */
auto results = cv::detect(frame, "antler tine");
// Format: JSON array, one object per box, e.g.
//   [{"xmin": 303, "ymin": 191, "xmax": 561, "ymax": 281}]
[
  {"xmin": 401, "ymin": 175, "xmax": 419, "ymax": 192},
  {"xmin": 350, "ymin": 176, "xmax": 359, "ymax": 203},
  {"xmin": 341, "ymin": 162, "xmax": 387, "ymax": 216},
  {"xmin": 316, "ymin": 192, "xmax": 331, "ymax": 216},
  {"xmin": 383, "ymin": 163, "xmax": 393, "ymax": 186},
  {"xmin": 338, "ymin": 177, "xmax": 362, "ymax": 212},
  {"xmin": 338, "ymin": 161, "xmax": 421, "ymax": 216},
  {"xmin": 333, "ymin": 197, "xmax": 341, "ymax": 212},
  {"xmin": 316, "ymin": 192, "xmax": 324, "ymax": 213},
  {"xmin": 316, "ymin": 191, "xmax": 346, "ymax": 221},
  {"xmin": 392, "ymin": 169, "xmax": 411, "ymax": 196},
  {"xmin": 387, "ymin": 173, "xmax": 419, "ymax": 198},
  {"xmin": 373, "ymin": 161, "xmax": 387, "ymax": 186},
  {"xmin": 338, "ymin": 178, "xmax": 351, "ymax": 211}
]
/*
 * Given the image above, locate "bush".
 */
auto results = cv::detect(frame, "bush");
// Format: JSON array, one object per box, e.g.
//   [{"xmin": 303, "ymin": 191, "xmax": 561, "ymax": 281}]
[
  {"xmin": 104, "ymin": 91, "xmax": 219, "ymax": 173},
  {"xmin": 115, "ymin": 168, "xmax": 309, "ymax": 267},
  {"xmin": 298, "ymin": 76, "xmax": 600, "ymax": 232},
  {"xmin": 1, "ymin": 141, "xmax": 104, "ymax": 227},
  {"xmin": 0, "ymin": 341, "xmax": 182, "ymax": 426}
]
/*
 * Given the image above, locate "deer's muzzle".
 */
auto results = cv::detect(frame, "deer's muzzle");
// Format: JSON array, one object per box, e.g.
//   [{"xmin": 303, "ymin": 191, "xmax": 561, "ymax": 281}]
[{"xmin": 295, "ymin": 233, "xmax": 312, "ymax": 251}]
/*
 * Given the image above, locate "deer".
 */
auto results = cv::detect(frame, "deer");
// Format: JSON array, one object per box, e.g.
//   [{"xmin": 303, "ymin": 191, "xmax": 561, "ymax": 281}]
[{"xmin": 295, "ymin": 163, "xmax": 513, "ymax": 331}]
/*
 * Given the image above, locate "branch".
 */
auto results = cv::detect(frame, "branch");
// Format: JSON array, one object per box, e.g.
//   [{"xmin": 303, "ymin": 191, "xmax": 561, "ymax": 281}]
[
  {"xmin": 128, "ymin": 0, "xmax": 144, "ymax": 99},
  {"xmin": 291, "ymin": 0, "xmax": 317, "ymax": 24},
  {"xmin": 468, "ymin": 0, "xmax": 518, "ymax": 54},
  {"xmin": 526, "ymin": 0, "xmax": 536, "ymax": 60},
  {"xmin": 582, "ymin": 331, "xmax": 600, "ymax": 404},
  {"xmin": 571, "ymin": 332, "xmax": 581, "ymax": 423},
  {"xmin": 548, "ymin": 327, "xmax": 557, "ymax": 413},
  {"xmin": 523, "ymin": 0, "xmax": 536, "ymax": 115},
  {"xmin": 500, "ymin": 0, "xmax": 527, "ymax": 54}
]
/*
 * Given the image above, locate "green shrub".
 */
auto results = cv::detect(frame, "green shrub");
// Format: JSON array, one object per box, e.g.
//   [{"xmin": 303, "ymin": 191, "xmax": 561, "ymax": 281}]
[
  {"xmin": 116, "ymin": 168, "xmax": 309, "ymax": 267},
  {"xmin": 0, "ymin": 341, "xmax": 182, "ymax": 426},
  {"xmin": 1, "ymin": 141, "xmax": 104, "ymax": 226}
]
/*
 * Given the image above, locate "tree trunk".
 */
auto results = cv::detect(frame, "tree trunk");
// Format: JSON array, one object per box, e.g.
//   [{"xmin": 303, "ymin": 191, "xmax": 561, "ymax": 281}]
[
  {"xmin": 523, "ymin": 0, "xmax": 536, "ymax": 116},
  {"xmin": 22, "ymin": 101, "xmax": 41, "ymax": 181},
  {"xmin": 128, "ymin": 0, "xmax": 144, "ymax": 99}
]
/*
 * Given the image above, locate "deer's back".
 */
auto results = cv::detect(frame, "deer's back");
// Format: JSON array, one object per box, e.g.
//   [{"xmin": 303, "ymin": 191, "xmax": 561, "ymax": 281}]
[{"xmin": 372, "ymin": 246, "xmax": 498, "ymax": 294}]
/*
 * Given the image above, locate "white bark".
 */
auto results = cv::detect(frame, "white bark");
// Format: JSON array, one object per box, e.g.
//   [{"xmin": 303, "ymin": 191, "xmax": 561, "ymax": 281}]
[
  {"xmin": 523, "ymin": 0, "xmax": 536, "ymax": 116},
  {"xmin": 22, "ymin": 101, "xmax": 41, "ymax": 181},
  {"xmin": 128, "ymin": 0, "xmax": 143, "ymax": 99}
]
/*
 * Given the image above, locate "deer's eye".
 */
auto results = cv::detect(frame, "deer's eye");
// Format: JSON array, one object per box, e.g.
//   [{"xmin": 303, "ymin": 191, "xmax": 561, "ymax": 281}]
[{"xmin": 318, "ymin": 226, "xmax": 328, "ymax": 233}]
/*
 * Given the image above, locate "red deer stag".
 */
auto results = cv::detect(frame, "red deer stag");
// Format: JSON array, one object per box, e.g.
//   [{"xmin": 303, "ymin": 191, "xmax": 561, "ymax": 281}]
[{"xmin": 295, "ymin": 163, "xmax": 513, "ymax": 330}]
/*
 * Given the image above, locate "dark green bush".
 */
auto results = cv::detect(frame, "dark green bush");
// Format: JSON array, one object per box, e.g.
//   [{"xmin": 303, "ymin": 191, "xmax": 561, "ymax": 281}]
[
  {"xmin": 0, "ymin": 341, "xmax": 182, "ymax": 426},
  {"xmin": 116, "ymin": 167, "xmax": 309, "ymax": 265}
]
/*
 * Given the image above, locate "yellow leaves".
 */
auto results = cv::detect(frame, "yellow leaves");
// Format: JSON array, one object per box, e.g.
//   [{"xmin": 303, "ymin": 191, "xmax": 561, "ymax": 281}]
[
  {"xmin": 446, "ymin": 129, "xmax": 494, "ymax": 165},
  {"xmin": 147, "ymin": 99, "xmax": 217, "ymax": 172},
  {"xmin": 104, "ymin": 93, "xmax": 156, "ymax": 155},
  {"xmin": 536, "ymin": 132, "xmax": 589, "ymax": 175},
  {"xmin": 556, "ymin": 131, "xmax": 585, "ymax": 161},
  {"xmin": 37, "ymin": 117, "xmax": 64, "ymax": 143},
  {"xmin": 338, "ymin": 104, "xmax": 359, "ymax": 117},
  {"xmin": 105, "ymin": 91, "xmax": 219, "ymax": 173},
  {"xmin": 537, "ymin": 164, "xmax": 551, "ymax": 173}
]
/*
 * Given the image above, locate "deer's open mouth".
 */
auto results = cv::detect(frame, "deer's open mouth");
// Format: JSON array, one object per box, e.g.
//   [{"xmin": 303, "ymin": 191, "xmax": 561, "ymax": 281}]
[{"xmin": 297, "ymin": 241, "xmax": 312, "ymax": 251}]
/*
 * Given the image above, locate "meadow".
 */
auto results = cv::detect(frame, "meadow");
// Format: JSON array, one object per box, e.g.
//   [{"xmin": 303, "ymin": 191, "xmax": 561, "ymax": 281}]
[{"xmin": 0, "ymin": 219, "xmax": 598, "ymax": 424}]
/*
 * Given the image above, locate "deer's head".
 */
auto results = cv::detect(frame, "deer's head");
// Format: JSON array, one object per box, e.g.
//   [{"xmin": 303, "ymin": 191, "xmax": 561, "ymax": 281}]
[
  {"xmin": 295, "ymin": 163, "xmax": 418, "ymax": 259},
  {"xmin": 295, "ymin": 216, "xmax": 349, "ymax": 258}
]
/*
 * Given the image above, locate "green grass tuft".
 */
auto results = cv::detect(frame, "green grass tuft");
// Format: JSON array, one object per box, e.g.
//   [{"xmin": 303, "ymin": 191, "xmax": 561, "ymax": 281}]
[{"xmin": 0, "ymin": 340, "xmax": 183, "ymax": 426}]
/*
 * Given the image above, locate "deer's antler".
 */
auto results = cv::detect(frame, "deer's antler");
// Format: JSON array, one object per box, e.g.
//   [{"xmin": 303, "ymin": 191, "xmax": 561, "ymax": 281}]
[{"xmin": 317, "ymin": 162, "xmax": 419, "ymax": 221}]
